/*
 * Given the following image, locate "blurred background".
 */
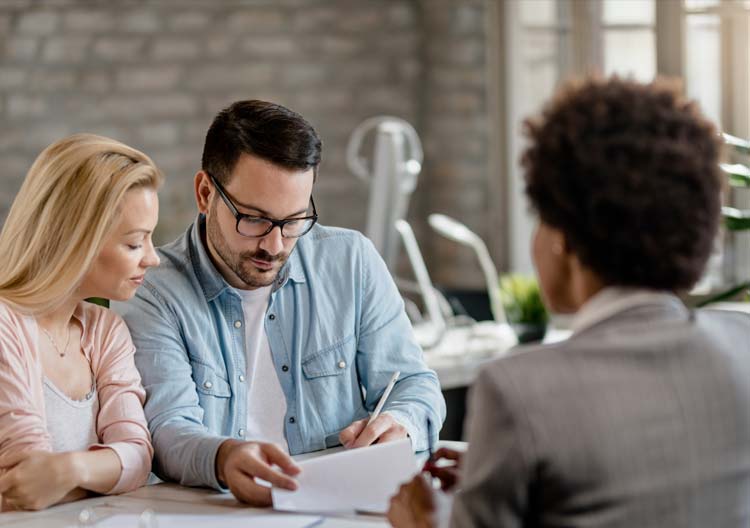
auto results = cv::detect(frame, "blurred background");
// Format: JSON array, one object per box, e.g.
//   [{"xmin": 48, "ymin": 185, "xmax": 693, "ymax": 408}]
[
  {"xmin": 1, "ymin": 0, "xmax": 749, "ymax": 289},
  {"xmin": 2, "ymin": 0, "xmax": 750, "ymax": 437}
]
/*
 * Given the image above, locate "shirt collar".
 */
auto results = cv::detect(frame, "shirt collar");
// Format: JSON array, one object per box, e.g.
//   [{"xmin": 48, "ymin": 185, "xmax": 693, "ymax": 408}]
[
  {"xmin": 570, "ymin": 286, "xmax": 685, "ymax": 335},
  {"xmin": 188, "ymin": 214, "xmax": 306, "ymax": 303}
]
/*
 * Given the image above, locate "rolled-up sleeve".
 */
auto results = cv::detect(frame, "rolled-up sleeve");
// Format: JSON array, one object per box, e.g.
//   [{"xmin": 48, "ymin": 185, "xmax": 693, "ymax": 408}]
[
  {"xmin": 355, "ymin": 235, "xmax": 446, "ymax": 452},
  {"xmin": 113, "ymin": 284, "xmax": 229, "ymax": 490},
  {"xmin": 91, "ymin": 312, "xmax": 153, "ymax": 494},
  {"xmin": 0, "ymin": 310, "xmax": 51, "ymax": 470}
]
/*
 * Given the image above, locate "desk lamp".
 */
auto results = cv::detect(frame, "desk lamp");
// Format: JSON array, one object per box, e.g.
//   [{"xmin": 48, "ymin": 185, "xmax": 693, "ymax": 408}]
[{"xmin": 427, "ymin": 213, "xmax": 507, "ymax": 324}]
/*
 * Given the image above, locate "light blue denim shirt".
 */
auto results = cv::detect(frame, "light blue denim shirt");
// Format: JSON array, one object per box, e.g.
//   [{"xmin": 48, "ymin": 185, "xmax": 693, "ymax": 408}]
[{"xmin": 112, "ymin": 215, "xmax": 445, "ymax": 490}]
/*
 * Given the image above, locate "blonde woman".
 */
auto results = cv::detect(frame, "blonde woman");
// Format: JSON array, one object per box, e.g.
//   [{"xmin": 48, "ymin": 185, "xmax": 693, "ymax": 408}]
[{"xmin": 0, "ymin": 134, "xmax": 161, "ymax": 511}]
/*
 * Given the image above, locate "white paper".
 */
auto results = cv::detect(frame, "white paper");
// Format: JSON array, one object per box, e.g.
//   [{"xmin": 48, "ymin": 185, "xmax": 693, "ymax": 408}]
[
  {"xmin": 96, "ymin": 513, "xmax": 323, "ymax": 528},
  {"xmin": 272, "ymin": 438, "xmax": 418, "ymax": 514}
]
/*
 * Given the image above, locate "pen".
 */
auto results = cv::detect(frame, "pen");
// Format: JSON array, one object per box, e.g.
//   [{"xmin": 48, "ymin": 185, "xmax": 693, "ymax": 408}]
[
  {"xmin": 424, "ymin": 416, "xmax": 436, "ymax": 470},
  {"xmin": 427, "ymin": 416, "xmax": 435, "ymax": 464},
  {"xmin": 367, "ymin": 371, "xmax": 400, "ymax": 426}
]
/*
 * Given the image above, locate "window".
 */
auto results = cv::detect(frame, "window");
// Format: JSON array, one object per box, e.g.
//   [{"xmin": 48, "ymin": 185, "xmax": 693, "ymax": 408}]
[
  {"xmin": 505, "ymin": 0, "xmax": 656, "ymax": 273},
  {"xmin": 503, "ymin": 0, "xmax": 750, "ymax": 289},
  {"xmin": 602, "ymin": 0, "xmax": 656, "ymax": 81}
]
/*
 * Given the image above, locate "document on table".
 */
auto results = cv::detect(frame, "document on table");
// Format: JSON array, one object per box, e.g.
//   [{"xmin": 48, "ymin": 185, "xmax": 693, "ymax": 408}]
[
  {"xmin": 96, "ymin": 513, "xmax": 324, "ymax": 528},
  {"xmin": 272, "ymin": 438, "xmax": 419, "ymax": 514}
]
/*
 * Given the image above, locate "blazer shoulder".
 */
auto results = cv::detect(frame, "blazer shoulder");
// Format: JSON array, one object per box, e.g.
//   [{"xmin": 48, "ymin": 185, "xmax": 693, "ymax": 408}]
[
  {"xmin": 477, "ymin": 341, "xmax": 566, "ymax": 388},
  {"xmin": 698, "ymin": 306, "xmax": 750, "ymax": 329}
]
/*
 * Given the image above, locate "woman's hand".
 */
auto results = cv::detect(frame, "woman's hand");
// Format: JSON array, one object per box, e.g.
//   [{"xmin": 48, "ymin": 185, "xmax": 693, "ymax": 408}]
[
  {"xmin": 388, "ymin": 474, "xmax": 438, "ymax": 528},
  {"xmin": 387, "ymin": 447, "xmax": 464, "ymax": 527},
  {"xmin": 423, "ymin": 447, "xmax": 463, "ymax": 491},
  {"xmin": 0, "ymin": 451, "xmax": 80, "ymax": 510}
]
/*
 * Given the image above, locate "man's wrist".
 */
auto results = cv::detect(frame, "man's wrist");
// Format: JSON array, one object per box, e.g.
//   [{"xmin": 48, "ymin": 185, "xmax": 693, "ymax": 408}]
[
  {"xmin": 215, "ymin": 439, "xmax": 241, "ymax": 486},
  {"xmin": 382, "ymin": 411, "xmax": 416, "ymax": 443}
]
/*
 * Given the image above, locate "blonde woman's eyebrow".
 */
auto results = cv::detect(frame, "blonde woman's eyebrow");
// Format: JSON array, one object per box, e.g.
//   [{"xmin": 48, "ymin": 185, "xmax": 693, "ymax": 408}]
[{"xmin": 123, "ymin": 228, "xmax": 152, "ymax": 236}]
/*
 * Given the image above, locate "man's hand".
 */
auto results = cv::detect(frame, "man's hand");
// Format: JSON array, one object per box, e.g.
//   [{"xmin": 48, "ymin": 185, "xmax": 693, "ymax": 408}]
[
  {"xmin": 216, "ymin": 440, "xmax": 301, "ymax": 506},
  {"xmin": 339, "ymin": 413, "xmax": 408, "ymax": 449},
  {"xmin": 387, "ymin": 474, "xmax": 438, "ymax": 528},
  {"xmin": 0, "ymin": 451, "xmax": 79, "ymax": 511}
]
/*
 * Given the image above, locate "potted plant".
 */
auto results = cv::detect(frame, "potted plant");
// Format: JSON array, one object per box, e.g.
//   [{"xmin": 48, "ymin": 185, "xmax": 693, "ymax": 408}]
[
  {"xmin": 699, "ymin": 133, "xmax": 750, "ymax": 306},
  {"xmin": 499, "ymin": 274, "xmax": 548, "ymax": 343}
]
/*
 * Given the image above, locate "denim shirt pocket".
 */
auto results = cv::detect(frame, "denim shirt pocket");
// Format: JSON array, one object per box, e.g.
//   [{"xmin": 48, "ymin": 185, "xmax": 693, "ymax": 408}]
[
  {"xmin": 301, "ymin": 335, "xmax": 364, "ymax": 436},
  {"xmin": 301, "ymin": 334, "xmax": 356, "ymax": 379},
  {"xmin": 192, "ymin": 361, "xmax": 232, "ymax": 398}
]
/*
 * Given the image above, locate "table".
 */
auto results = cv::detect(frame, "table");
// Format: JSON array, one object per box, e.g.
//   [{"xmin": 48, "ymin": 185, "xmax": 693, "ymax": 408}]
[
  {"xmin": 3, "ymin": 483, "xmax": 388, "ymax": 527},
  {"xmin": 2, "ymin": 442, "xmax": 468, "ymax": 528}
]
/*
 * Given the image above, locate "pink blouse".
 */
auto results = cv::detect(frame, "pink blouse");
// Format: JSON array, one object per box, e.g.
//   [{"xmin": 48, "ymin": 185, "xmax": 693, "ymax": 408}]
[{"xmin": 0, "ymin": 301, "xmax": 153, "ymax": 495}]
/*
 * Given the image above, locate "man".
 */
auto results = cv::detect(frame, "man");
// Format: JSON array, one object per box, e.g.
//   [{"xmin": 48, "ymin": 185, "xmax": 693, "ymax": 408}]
[{"xmin": 113, "ymin": 100, "xmax": 445, "ymax": 506}]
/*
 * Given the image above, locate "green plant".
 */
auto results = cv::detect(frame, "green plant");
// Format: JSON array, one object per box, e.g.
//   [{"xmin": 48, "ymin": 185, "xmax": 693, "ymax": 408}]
[
  {"xmin": 696, "ymin": 280, "xmax": 750, "ymax": 307},
  {"xmin": 721, "ymin": 133, "xmax": 750, "ymax": 231},
  {"xmin": 708, "ymin": 133, "xmax": 750, "ymax": 304},
  {"xmin": 499, "ymin": 274, "xmax": 548, "ymax": 325}
]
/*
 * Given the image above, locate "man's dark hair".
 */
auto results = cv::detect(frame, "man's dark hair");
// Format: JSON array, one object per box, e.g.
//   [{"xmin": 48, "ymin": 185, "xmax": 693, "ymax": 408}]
[
  {"xmin": 202, "ymin": 100, "xmax": 322, "ymax": 185},
  {"xmin": 522, "ymin": 76, "xmax": 722, "ymax": 290}
]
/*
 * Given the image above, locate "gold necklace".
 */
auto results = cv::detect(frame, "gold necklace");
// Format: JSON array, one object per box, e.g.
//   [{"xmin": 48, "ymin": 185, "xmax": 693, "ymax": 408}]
[{"xmin": 39, "ymin": 323, "xmax": 71, "ymax": 358}]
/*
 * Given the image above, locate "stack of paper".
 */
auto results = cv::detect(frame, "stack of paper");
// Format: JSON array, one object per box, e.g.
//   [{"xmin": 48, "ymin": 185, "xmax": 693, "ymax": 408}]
[{"xmin": 272, "ymin": 438, "xmax": 418, "ymax": 514}]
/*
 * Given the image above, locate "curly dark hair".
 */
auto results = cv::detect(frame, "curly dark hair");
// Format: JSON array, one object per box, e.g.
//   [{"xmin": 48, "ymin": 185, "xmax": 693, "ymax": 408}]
[{"xmin": 522, "ymin": 76, "xmax": 722, "ymax": 290}]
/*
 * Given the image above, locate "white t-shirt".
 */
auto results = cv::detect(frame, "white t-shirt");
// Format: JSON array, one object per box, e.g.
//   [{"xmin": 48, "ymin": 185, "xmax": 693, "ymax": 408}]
[{"xmin": 235, "ymin": 286, "xmax": 288, "ymax": 450}]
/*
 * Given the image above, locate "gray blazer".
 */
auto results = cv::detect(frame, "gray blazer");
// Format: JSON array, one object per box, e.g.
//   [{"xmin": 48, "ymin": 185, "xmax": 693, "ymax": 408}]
[{"xmin": 451, "ymin": 298, "xmax": 750, "ymax": 528}]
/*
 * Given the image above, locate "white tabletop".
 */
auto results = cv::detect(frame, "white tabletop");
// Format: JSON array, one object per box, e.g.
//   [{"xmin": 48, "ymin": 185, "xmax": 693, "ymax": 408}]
[
  {"xmin": 2, "ymin": 480, "xmax": 388, "ymax": 528},
  {"xmin": 2, "ymin": 441, "xmax": 468, "ymax": 528}
]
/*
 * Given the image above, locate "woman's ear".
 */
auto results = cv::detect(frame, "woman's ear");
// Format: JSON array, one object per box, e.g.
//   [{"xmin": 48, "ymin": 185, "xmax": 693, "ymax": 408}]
[{"xmin": 551, "ymin": 235, "xmax": 564, "ymax": 256}]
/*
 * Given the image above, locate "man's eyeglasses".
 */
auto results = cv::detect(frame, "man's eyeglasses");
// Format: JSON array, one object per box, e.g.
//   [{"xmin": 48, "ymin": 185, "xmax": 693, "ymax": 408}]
[{"xmin": 207, "ymin": 172, "xmax": 318, "ymax": 239}]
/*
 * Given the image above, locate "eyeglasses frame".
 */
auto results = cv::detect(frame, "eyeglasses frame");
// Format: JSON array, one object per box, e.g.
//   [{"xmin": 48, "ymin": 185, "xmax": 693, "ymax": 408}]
[{"xmin": 206, "ymin": 171, "xmax": 318, "ymax": 239}]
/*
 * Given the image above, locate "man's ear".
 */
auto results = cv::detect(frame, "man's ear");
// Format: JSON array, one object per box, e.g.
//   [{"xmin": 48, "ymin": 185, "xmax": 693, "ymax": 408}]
[{"xmin": 194, "ymin": 171, "xmax": 212, "ymax": 214}]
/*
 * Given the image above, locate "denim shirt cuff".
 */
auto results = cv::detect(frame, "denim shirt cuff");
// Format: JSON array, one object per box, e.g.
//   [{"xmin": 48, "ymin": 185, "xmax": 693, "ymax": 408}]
[
  {"xmin": 382, "ymin": 408, "xmax": 424, "ymax": 452},
  {"xmin": 204, "ymin": 435, "xmax": 234, "ymax": 492}
]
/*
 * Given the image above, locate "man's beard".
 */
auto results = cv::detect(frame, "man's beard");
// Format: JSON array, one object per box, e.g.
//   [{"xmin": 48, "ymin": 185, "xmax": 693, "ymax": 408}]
[{"xmin": 207, "ymin": 209, "xmax": 289, "ymax": 288}]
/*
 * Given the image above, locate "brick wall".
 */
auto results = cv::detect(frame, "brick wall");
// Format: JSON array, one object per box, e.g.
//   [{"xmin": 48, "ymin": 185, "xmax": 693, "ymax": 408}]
[{"xmin": 0, "ymin": 0, "xmax": 496, "ymax": 290}]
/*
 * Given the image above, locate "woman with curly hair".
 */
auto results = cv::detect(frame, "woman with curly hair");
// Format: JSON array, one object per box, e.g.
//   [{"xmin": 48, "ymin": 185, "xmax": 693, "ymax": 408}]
[
  {"xmin": 0, "ymin": 134, "xmax": 161, "ymax": 510},
  {"xmin": 388, "ymin": 77, "xmax": 750, "ymax": 527}
]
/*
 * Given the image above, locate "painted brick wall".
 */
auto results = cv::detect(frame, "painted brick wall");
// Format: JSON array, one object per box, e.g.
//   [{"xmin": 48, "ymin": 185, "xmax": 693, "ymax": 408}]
[{"xmin": 0, "ymin": 0, "xmax": 496, "ymax": 290}]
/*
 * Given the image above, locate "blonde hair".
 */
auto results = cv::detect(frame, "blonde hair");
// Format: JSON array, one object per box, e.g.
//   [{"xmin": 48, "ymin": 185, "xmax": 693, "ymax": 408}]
[{"xmin": 0, "ymin": 133, "xmax": 164, "ymax": 314}]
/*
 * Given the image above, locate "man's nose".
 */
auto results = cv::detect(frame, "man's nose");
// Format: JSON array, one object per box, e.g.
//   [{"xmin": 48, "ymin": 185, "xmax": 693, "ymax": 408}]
[{"xmin": 259, "ymin": 225, "xmax": 284, "ymax": 255}]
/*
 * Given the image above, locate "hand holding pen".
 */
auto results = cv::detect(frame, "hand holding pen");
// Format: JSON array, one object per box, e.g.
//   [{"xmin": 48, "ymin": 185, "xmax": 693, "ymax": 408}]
[
  {"xmin": 421, "ymin": 417, "xmax": 462, "ymax": 492},
  {"xmin": 422, "ymin": 448, "xmax": 462, "ymax": 492},
  {"xmin": 339, "ymin": 371, "xmax": 408, "ymax": 449}
]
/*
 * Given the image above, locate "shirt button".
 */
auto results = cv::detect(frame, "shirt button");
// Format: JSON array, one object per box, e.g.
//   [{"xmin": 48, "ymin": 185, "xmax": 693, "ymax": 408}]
[
  {"xmin": 281, "ymin": 365, "xmax": 289, "ymax": 372},
  {"xmin": 269, "ymin": 314, "xmax": 276, "ymax": 320},
  {"xmin": 338, "ymin": 361, "xmax": 346, "ymax": 369},
  {"xmin": 289, "ymin": 417, "xmax": 296, "ymax": 424},
  {"xmin": 203, "ymin": 381, "xmax": 213, "ymax": 389},
  {"xmin": 239, "ymin": 374, "xmax": 245, "ymax": 382},
  {"xmin": 238, "ymin": 429, "xmax": 245, "ymax": 437},
  {"xmin": 234, "ymin": 320, "xmax": 242, "ymax": 328}
]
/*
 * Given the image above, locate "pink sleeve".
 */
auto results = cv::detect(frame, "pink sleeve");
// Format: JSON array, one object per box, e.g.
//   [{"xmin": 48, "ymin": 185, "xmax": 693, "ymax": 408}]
[
  {"xmin": 0, "ymin": 311, "xmax": 51, "ymax": 470},
  {"xmin": 90, "ymin": 310, "xmax": 153, "ymax": 495}
]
